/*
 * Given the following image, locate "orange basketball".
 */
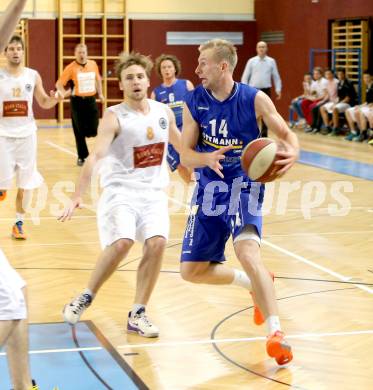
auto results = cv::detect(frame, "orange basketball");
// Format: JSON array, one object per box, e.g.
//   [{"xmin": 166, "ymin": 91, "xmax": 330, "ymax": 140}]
[{"xmin": 241, "ymin": 138, "xmax": 279, "ymax": 183}]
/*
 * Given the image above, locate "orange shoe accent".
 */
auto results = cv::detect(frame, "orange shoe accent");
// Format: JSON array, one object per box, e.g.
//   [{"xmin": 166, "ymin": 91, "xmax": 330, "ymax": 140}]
[
  {"xmin": 0, "ymin": 190, "xmax": 6, "ymax": 201},
  {"xmin": 12, "ymin": 221, "xmax": 26, "ymax": 240},
  {"xmin": 251, "ymin": 271, "xmax": 275, "ymax": 326},
  {"xmin": 266, "ymin": 331, "xmax": 293, "ymax": 365}
]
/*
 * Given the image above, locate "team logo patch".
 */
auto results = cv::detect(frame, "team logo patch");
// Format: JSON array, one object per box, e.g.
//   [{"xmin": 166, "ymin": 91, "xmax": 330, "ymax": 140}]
[
  {"xmin": 159, "ymin": 117, "xmax": 167, "ymax": 129},
  {"xmin": 25, "ymin": 84, "xmax": 32, "ymax": 92},
  {"xmin": 147, "ymin": 126, "xmax": 154, "ymax": 140}
]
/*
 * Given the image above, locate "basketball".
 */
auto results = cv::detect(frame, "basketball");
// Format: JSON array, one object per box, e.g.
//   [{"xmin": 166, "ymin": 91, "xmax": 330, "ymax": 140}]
[{"xmin": 241, "ymin": 138, "xmax": 279, "ymax": 182}]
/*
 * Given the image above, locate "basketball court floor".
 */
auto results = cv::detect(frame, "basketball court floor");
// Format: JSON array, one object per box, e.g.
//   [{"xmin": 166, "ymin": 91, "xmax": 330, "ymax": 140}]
[{"xmin": 0, "ymin": 125, "xmax": 372, "ymax": 389}]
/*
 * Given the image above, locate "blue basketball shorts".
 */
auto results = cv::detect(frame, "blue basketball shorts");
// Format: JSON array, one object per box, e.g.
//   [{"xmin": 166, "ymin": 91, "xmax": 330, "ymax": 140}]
[{"xmin": 181, "ymin": 181, "xmax": 264, "ymax": 262}]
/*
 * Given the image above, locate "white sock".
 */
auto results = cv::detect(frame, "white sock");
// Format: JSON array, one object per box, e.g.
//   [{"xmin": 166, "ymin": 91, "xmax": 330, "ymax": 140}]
[
  {"xmin": 131, "ymin": 303, "xmax": 145, "ymax": 317},
  {"xmin": 266, "ymin": 315, "xmax": 281, "ymax": 335},
  {"xmin": 231, "ymin": 269, "xmax": 252, "ymax": 290},
  {"xmin": 15, "ymin": 213, "xmax": 25, "ymax": 223},
  {"xmin": 83, "ymin": 288, "xmax": 95, "ymax": 299}
]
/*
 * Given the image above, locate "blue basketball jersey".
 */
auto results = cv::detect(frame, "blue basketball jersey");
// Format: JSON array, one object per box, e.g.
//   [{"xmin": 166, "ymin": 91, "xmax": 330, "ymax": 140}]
[
  {"xmin": 181, "ymin": 83, "xmax": 265, "ymax": 263},
  {"xmin": 153, "ymin": 79, "xmax": 189, "ymax": 128},
  {"xmin": 185, "ymin": 82, "xmax": 261, "ymax": 185}
]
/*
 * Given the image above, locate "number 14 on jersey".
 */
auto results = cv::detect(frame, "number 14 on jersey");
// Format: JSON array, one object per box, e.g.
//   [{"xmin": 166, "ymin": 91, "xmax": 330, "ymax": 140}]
[{"xmin": 209, "ymin": 119, "xmax": 228, "ymax": 138}]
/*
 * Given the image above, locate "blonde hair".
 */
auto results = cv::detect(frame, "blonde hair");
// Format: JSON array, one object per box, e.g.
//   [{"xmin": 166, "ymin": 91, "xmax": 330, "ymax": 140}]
[
  {"xmin": 198, "ymin": 39, "xmax": 238, "ymax": 72},
  {"xmin": 115, "ymin": 51, "xmax": 153, "ymax": 81},
  {"xmin": 155, "ymin": 54, "xmax": 181, "ymax": 79}
]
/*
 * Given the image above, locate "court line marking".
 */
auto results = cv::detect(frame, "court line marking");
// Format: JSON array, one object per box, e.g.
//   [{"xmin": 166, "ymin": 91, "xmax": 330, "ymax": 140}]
[
  {"xmin": 262, "ymin": 239, "xmax": 373, "ymax": 294},
  {"xmin": 117, "ymin": 329, "xmax": 373, "ymax": 349},
  {"xmin": 45, "ymin": 140, "xmax": 77, "ymax": 156},
  {"xmin": 42, "ymin": 140, "xmax": 373, "ymax": 295},
  {"xmin": 0, "ymin": 329, "xmax": 372, "ymax": 356},
  {"xmin": 0, "ymin": 346, "xmax": 102, "ymax": 356},
  {"xmin": 0, "ymin": 238, "xmax": 182, "ymax": 248}
]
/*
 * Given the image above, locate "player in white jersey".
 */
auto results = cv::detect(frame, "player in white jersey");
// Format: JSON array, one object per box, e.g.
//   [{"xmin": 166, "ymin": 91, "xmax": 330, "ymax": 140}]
[
  {"xmin": 60, "ymin": 52, "xmax": 181, "ymax": 337},
  {"xmin": 0, "ymin": 35, "xmax": 62, "ymax": 240},
  {"xmin": 0, "ymin": 3, "xmax": 41, "ymax": 389}
]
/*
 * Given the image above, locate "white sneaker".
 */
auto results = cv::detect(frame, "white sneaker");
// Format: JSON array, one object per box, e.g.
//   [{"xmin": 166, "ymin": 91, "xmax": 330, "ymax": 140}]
[
  {"xmin": 127, "ymin": 308, "xmax": 159, "ymax": 338},
  {"xmin": 63, "ymin": 293, "xmax": 92, "ymax": 325}
]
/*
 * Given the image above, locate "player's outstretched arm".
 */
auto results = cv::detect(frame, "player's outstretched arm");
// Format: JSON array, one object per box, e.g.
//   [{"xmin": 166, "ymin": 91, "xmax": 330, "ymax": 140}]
[
  {"xmin": 180, "ymin": 104, "xmax": 232, "ymax": 178},
  {"xmin": 255, "ymin": 91, "xmax": 299, "ymax": 176},
  {"xmin": 0, "ymin": 0, "xmax": 27, "ymax": 52},
  {"xmin": 58, "ymin": 110, "xmax": 118, "ymax": 221},
  {"xmin": 34, "ymin": 73, "xmax": 64, "ymax": 109}
]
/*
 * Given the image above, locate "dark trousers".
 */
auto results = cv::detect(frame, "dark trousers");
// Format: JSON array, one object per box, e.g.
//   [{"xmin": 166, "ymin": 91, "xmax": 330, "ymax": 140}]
[
  {"xmin": 311, "ymin": 102, "xmax": 323, "ymax": 130},
  {"xmin": 70, "ymin": 96, "xmax": 99, "ymax": 159},
  {"xmin": 259, "ymin": 88, "xmax": 271, "ymax": 137}
]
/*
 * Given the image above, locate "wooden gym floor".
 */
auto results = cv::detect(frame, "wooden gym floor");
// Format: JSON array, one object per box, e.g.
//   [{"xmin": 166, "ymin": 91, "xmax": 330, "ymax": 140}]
[{"xmin": 0, "ymin": 124, "xmax": 372, "ymax": 389}]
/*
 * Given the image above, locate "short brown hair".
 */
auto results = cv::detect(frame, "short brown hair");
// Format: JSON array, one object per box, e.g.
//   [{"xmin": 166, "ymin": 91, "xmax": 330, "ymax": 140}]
[
  {"xmin": 5, "ymin": 35, "xmax": 24, "ymax": 51},
  {"xmin": 155, "ymin": 54, "xmax": 181, "ymax": 79},
  {"xmin": 198, "ymin": 39, "xmax": 238, "ymax": 72},
  {"xmin": 313, "ymin": 66, "xmax": 324, "ymax": 75},
  {"xmin": 115, "ymin": 51, "xmax": 153, "ymax": 81}
]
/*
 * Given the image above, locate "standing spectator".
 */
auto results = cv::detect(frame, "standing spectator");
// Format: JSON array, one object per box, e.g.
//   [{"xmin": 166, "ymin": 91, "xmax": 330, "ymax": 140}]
[
  {"xmin": 241, "ymin": 41, "xmax": 282, "ymax": 137},
  {"xmin": 151, "ymin": 54, "xmax": 194, "ymax": 183},
  {"xmin": 310, "ymin": 68, "xmax": 338, "ymax": 134},
  {"xmin": 56, "ymin": 43, "xmax": 104, "ymax": 166},
  {"xmin": 345, "ymin": 70, "xmax": 373, "ymax": 142},
  {"xmin": 320, "ymin": 68, "xmax": 356, "ymax": 135},
  {"xmin": 290, "ymin": 72, "xmax": 312, "ymax": 127},
  {"xmin": 301, "ymin": 67, "xmax": 328, "ymax": 132}
]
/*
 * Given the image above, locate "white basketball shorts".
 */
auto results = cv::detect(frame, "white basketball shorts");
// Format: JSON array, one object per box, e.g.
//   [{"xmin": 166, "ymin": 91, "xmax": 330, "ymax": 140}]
[
  {"xmin": 0, "ymin": 132, "xmax": 43, "ymax": 190},
  {"xmin": 0, "ymin": 249, "xmax": 27, "ymax": 320},
  {"xmin": 97, "ymin": 187, "xmax": 170, "ymax": 248}
]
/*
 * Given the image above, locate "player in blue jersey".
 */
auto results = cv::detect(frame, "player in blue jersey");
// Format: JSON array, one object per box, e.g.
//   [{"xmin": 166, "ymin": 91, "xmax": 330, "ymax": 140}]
[
  {"xmin": 151, "ymin": 54, "xmax": 194, "ymax": 183},
  {"xmin": 180, "ymin": 39, "xmax": 299, "ymax": 365}
]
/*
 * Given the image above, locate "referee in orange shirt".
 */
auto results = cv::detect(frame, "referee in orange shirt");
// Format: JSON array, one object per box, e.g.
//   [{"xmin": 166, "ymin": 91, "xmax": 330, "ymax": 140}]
[{"xmin": 56, "ymin": 43, "xmax": 104, "ymax": 166}]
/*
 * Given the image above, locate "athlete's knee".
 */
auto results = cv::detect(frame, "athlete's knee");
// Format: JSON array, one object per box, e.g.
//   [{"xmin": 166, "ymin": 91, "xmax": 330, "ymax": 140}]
[
  {"xmin": 236, "ymin": 241, "xmax": 261, "ymax": 273},
  {"xmin": 145, "ymin": 236, "xmax": 167, "ymax": 256},
  {"xmin": 111, "ymin": 238, "xmax": 133, "ymax": 257},
  {"xmin": 180, "ymin": 262, "xmax": 206, "ymax": 283}
]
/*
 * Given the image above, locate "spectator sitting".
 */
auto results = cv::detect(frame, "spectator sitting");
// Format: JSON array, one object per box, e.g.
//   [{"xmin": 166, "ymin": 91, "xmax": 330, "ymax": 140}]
[
  {"xmin": 301, "ymin": 67, "xmax": 328, "ymax": 133},
  {"xmin": 345, "ymin": 70, "xmax": 373, "ymax": 142},
  {"xmin": 320, "ymin": 68, "xmax": 356, "ymax": 136},
  {"xmin": 290, "ymin": 72, "xmax": 312, "ymax": 128},
  {"xmin": 366, "ymin": 109, "xmax": 373, "ymax": 145},
  {"xmin": 310, "ymin": 68, "xmax": 338, "ymax": 134}
]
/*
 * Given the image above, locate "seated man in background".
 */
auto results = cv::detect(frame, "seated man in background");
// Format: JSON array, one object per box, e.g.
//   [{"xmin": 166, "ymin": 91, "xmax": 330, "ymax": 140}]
[
  {"xmin": 364, "ymin": 107, "xmax": 373, "ymax": 145},
  {"xmin": 289, "ymin": 72, "xmax": 312, "ymax": 128},
  {"xmin": 345, "ymin": 70, "xmax": 373, "ymax": 142},
  {"xmin": 319, "ymin": 68, "xmax": 356, "ymax": 135},
  {"xmin": 301, "ymin": 67, "xmax": 328, "ymax": 132}
]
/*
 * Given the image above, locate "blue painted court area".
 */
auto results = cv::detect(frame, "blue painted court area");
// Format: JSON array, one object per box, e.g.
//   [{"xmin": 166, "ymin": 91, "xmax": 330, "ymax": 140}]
[
  {"xmin": 298, "ymin": 150, "xmax": 373, "ymax": 180},
  {"xmin": 0, "ymin": 321, "xmax": 147, "ymax": 390}
]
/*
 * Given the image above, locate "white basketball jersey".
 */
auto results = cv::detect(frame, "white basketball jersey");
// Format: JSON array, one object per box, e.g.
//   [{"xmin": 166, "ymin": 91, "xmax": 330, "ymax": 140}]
[
  {"xmin": 0, "ymin": 67, "xmax": 37, "ymax": 138},
  {"xmin": 99, "ymin": 99, "xmax": 170, "ymax": 190}
]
